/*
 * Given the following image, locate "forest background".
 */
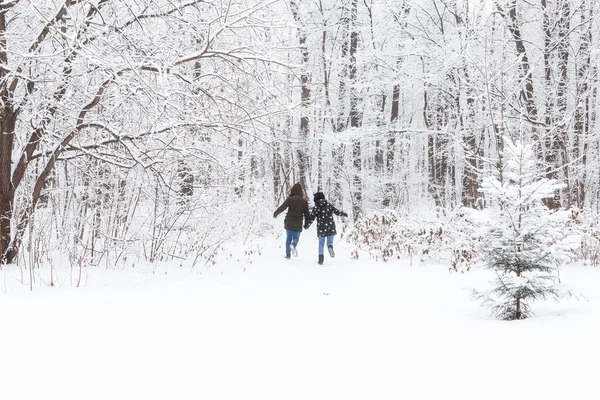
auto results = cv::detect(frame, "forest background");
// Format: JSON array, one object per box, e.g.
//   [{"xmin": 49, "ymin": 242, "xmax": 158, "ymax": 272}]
[{"xmin": 1, "ymin": 0, "xmax": 599, "ymax": 276}]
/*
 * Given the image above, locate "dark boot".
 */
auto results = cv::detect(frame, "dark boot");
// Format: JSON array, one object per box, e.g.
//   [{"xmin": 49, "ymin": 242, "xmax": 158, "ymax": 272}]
[
  {"xmin": 327, "ymin": 244, "xmax": 335, "ymax": 258},
  {"xmin": 285, "ymin": 253, "xmax": 291, "ymax": 259},
  {"xmin": 318, "ymin": 254, "xmax": 324, "ymax": 265}
]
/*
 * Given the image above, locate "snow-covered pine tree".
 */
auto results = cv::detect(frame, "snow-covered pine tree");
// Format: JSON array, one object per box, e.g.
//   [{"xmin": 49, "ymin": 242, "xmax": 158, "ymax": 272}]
[{"xmin": 474, "ymin": 137, "xmax": 579, "ymax": 320}]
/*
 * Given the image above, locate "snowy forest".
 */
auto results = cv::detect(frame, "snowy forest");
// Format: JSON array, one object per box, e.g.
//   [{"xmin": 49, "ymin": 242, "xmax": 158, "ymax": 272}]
[
  {"xmin": 4, "ymin": 1, "xmax": 600, "ymax": 397},
  {"xmin": 1, "ymin": 0, "xmax": 599, "ymax": 272}
]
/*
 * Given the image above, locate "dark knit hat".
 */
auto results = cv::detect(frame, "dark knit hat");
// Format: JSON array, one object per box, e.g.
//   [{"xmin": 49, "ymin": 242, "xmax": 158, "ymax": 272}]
[{"xmin": 313, "ymin": 192, "xmax": 325, "ymax": 202}]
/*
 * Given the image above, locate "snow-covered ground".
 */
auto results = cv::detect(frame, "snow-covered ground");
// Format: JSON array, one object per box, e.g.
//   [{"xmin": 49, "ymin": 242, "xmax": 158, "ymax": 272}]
[{"xmin": 1, "ymin": 236, "xmax": 599, "ymax": 400}]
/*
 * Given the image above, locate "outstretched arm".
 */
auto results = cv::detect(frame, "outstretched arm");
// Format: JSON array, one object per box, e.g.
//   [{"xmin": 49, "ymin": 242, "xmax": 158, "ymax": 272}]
[
  {"xmin": 304, "ymin": 205, "xmax": 315, "ymax": 229},
  {"xmin": 332, "ymin": 205, "xmax": 348, "ymax": 217},
  {"xmin": 273, "ymin": 198, "xmax": 290, "ymax": 218}
]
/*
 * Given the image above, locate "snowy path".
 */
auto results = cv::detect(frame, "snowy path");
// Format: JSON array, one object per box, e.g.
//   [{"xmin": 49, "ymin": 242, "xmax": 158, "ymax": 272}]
[{"xmin": 1, "ymin": 243, "xmax": 599, "ymax": 399}]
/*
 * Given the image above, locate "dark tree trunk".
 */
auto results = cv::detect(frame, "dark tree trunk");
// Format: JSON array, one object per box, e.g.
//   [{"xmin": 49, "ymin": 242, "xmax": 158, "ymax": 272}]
[
  {"xmin": 0, "ymin": 12, "xmax": 16, "ymax": 263},
  {"xmin": 555, "ymin": 0, "xmax": 570, "ymax": 209},
  {"xmin": 423, "ymin": 83, "xmax": 439, "ymax": 208},
  {"xmin": 541, "ymin": 0, "xmax": 570, "ymax": 210},
  {"xmin": 349, "ymin": 0, "xmax": 362, "ymax": 220},
  {"xmin": 384, "ymin": 2, "xmax": 410, "ymax": 208},
  {"xmin": 177, "ymin": 161, "xmax": 194, "ymax": 202},
  {"xmin": 389, "ymin": 84, "xmax": 400, "ymax": 170},
  {"xmin": 0, "ymin": 113, "xmax": 15, "ymax": 259},
  {"xmin": 333, "ymin": 3, "xmax": 351, "ymax": 204},
  {"xmin": 374, "ymin": 95, "xmax": 386, "ymax": 173},
  {"xmin": 382, "ymin": 82, "xmax": 400, "ymax": 207},
  {"xmin": 455, "ymin": 8, "xmax": 479, "ymax": 210},
  {"xmin": 272, "ymin": 138, "xmax": 282, "ymax": 201},
  {"xmin": 0, "ymin": 190, "xmax": 15, "ymax": 264},
  {"xmin": 574, "ymin": 2, "xmax": 592, "ymax": 209},
  {"xmin": 542, "ymin": 0, "xmax": 554, "ymax": 202},
  {"xmin": 289, "ymin": 0, "xmax": 312, "ymax": 190},
  {"xmin": 504, "ymin": 1, "xmax": 540, "ymax": 149},
  {"xmin": 234, "ymin": 138, "xmax": 244, "ymax": 196},
  {"xmin": 506, "ymin": 1, "xmax": 538, "ymax": 121}
]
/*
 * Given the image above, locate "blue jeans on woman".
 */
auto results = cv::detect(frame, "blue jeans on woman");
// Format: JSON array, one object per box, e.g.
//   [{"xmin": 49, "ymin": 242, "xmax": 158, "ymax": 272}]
[
  {"xmin": 285, "ymin": 230, "xmax": 301, "ymax": 255},
  {"xmin": 318, "ymin": 235, "xmax": 334, "ymax": 255}
]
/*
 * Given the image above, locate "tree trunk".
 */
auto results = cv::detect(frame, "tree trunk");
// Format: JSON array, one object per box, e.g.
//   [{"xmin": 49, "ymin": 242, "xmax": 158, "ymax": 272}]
[
  {"xmin": 374, "ymin": 95, "xmax": 386, "ymax": 174},
  {"xmin": 289, "ymin": 0, "xmax": 311, "ymax": 191},
  {"xmin": 541, "ymin": 0, "xmax": 554, "ymax": 205},
  {"xmin": 234, "ymin": 138, "xmax": 244, "ymax": 196},
  {"xmin": 0, "ymin": 12, "xmax": 16, "ymax": 262},
  {"xmin": 574, "ymin": 2, "xmax": 592, "ymax": 209},
  {"xmin": 555, "ymin": 0, "xmax": 570, "ymax": 209},
  {"xmin": 504, "ymin": 1, "xmax": 539, "ymax": 145},
  {"xmin": 333, "ymin": 3, "xmax": 350, "ymax": 204},
  {"xmin": 541, "ymin": 0, "xmax": 570, "ymax": 209},
  {"xmin": 177, "ymin": 161, "xmax": 194, "ymax": 202},
  {"xmin": 423, "ymin": 81, "xmax": 440, "ymax": 208},
  {"xmin": 272, "ymin": 137, "xmax": 282, "ymax": 201},
  {"xmin": 349, "ymin": 0, "xmax": 362, "ymax": 220},
  {"xmin": 382, "ymin": 81, "xmax": 400, "ymax": 207},
  {"xmin": 0, "ymin": 190, "xmax": 15, "ymax": 264},
  {"xmin": 456, "ymin": 6, "xmax": 479, "ymax": 209}
]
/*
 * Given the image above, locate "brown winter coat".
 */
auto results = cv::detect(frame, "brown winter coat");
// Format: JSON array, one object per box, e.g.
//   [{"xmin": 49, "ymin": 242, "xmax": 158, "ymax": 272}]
[{"xmin": 273, "ymin": 183, "xmax": 309, "ymax": 232}]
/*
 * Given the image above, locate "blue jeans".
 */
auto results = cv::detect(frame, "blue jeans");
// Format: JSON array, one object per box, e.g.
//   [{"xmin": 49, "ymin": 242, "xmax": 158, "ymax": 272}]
[
  {"xmin": 285, "ymin": 230, "xmax": 301, "ymax": 255},
  {"xmin": 318, "ymin": 236, "xmax": 334, "ymax": 255}
]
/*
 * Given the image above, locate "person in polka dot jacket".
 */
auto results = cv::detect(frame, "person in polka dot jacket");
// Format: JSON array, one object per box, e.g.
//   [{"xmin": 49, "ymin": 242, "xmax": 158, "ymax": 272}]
[{"xmin": 304, "ymin": 192, "xmax": 348, "ymax": 265}]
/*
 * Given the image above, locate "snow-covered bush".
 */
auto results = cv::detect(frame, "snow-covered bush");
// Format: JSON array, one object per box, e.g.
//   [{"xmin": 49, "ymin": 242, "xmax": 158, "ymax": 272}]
[
  {"xmin": 579, "ymin": 218, "xmax": 600, "ymax": 267},
  {"xmin": 473, "ymin": 137, "xmax": 580, "ymax": 320},
  {"xmin": 340, "ymin": 210, "xmax": 404, "ymax": 262},
  {"xmin": 341, "ymin": 209, "xmax": 478, "ymax": 272}
]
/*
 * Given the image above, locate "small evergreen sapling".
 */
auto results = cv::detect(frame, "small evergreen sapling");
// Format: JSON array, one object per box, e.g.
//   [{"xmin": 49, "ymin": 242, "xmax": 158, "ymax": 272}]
[{"xmin": 474, "ymin": 138, "xmax": 579, "ymax": 320}]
